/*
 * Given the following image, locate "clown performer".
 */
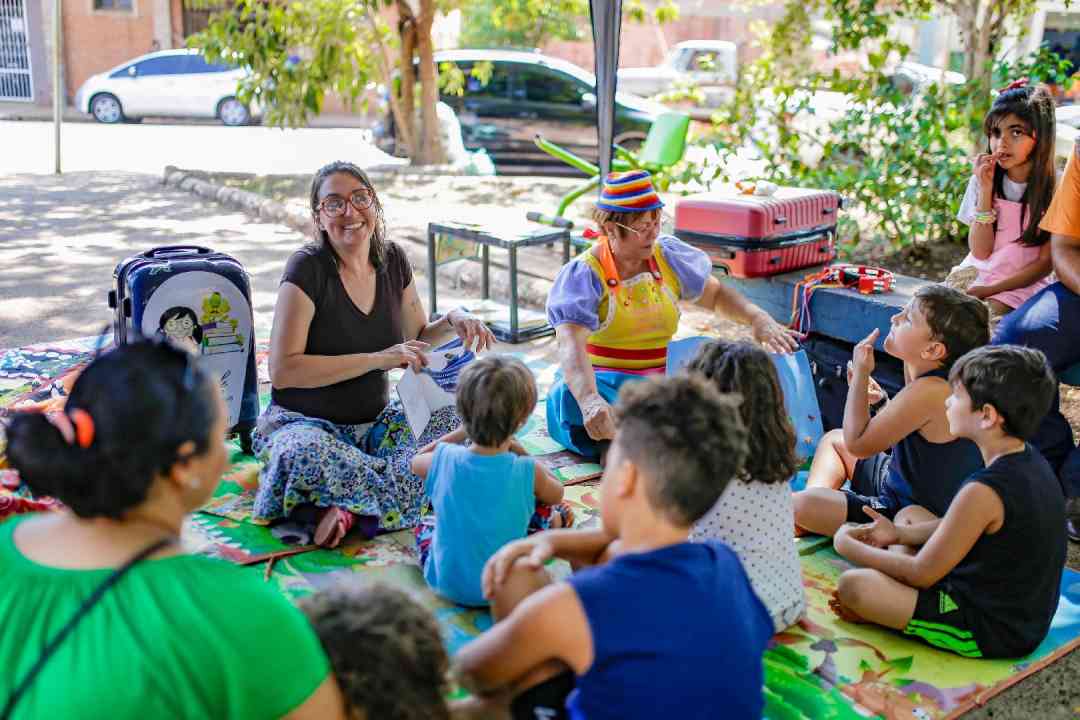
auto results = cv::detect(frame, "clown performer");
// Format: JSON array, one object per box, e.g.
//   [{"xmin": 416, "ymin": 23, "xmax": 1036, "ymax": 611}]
[{"xmin": 545, "ymin": 171, "xmax": 800, "ymax": 461}]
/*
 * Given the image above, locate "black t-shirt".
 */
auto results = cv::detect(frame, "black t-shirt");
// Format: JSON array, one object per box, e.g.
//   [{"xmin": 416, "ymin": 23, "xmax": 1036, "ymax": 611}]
[
  {"xmin": 948, "ymin": 445, "xmax": 1066, "ymax": 658},
  {"xmin": 271, "ymin": 242, "xmax": 413, "ymax": 425},
  {"xmin": 890, "ymin": 367, "xmax": 984, "ymax": 517}
]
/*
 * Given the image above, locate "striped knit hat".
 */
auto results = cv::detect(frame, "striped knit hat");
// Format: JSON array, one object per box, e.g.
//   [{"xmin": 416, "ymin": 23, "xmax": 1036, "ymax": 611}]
[{"xmin": 597, "ymin": 170, "xmax": 664, "ymax": 213}]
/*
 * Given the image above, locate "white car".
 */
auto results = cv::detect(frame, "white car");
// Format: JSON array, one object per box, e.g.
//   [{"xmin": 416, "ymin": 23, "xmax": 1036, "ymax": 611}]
[
  {"xmin": 617, "ymin": 40, "xmax": 738, "ymax": 98},
  {"xmin": 74, "ymin": 49, "xmax": 258, "ymax": 126},
  {"xmin": 1056, "ymin": 104, "xmax": 1080, "ymax": 164}
]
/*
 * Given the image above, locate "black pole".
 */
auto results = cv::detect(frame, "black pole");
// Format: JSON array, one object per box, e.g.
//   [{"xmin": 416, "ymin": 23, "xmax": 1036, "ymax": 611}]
[{"xmin": 589, "ymin": 0, "xmax": 623, "ymax": 187}]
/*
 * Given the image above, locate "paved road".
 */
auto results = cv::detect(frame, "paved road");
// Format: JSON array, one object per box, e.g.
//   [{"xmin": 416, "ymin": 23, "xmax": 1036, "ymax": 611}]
[{"xmin": 2, "ymin": 120, "xmax": 404, "ymax": 175}]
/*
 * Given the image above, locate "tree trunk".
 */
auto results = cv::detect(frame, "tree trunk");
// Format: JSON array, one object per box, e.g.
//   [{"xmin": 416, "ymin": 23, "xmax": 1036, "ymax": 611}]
[
  {"xmin": 956, "ymin": 0, "xmax": 994, "ymax": 147},
  {"xmin": 396, "ymin": 0, "xmax": 418, "ymax": 159},
  {"xmin": 365, "ymin": 7, "xmax": 416, "ymax": 158},
  {"xmin": 413, "ymin": 0, "xmax": 446, "ymax": 165}
]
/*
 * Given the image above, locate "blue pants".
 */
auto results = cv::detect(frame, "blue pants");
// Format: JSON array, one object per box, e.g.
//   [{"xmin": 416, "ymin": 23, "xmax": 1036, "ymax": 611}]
[
  {"xmin": 545, "ymin": 370, "xmax": 646, "ymax": 461},
  {"xmin": 994, "ymin": 281, "xmax": 1080, "ymax": 496}
]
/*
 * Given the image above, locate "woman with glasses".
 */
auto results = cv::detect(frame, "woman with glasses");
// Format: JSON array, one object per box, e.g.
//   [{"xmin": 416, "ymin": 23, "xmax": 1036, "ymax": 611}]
[
  {"xmin": 254, "ymin": 161, "xmax": 495, "ymax": 548},
  {"xmin": 545, "ymin": 170, "xmax": 799, "ymax": 461},
  {"xmin": 1, "ymin": 341, "xmax": 345, "ymax": 719}
]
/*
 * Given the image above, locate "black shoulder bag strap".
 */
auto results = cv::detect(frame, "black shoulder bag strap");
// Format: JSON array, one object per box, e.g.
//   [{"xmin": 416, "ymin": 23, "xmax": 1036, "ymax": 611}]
[{"xmin": 1, "ymin": 537, "xmax": 175, "ymax": 720}]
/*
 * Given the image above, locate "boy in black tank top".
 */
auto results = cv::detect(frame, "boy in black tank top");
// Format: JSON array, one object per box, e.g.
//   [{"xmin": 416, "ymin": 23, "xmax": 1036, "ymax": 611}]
[
  {"xmin": 831, "ymin": 345, "xmax": 1065, "ymax": 658},
  {"xmin": 795, "ymin": 285, "xmax": 989, "ymax": 541}
]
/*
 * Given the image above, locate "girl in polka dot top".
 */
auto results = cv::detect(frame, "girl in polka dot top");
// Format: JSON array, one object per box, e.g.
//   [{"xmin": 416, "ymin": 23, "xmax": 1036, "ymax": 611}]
[{"xmin": 684, "ymin": 340, "xmax": 807, "ymax": 631}]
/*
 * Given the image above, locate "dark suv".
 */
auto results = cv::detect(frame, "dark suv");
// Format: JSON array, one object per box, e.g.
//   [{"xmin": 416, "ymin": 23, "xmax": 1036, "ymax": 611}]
[{"xmin": 375, "ymin": 50, "xmax": 661, "ymax": 175}]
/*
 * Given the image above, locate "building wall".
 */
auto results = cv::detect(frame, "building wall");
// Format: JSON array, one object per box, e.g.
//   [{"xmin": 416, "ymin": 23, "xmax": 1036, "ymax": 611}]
[
  {"xmin": 61, "ymin": 0, "xmax": 158, "ymax": 99},
  {"xmin": 541, "ymin": 8, "xmax": 784, "ymax": 72},
  {"xmin": 25, "ymin": 0, "xmax": 51, "ymax": 105}
]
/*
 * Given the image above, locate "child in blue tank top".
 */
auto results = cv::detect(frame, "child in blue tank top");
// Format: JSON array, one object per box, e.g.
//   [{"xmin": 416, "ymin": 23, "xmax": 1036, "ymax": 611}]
[
  {"xmin": 453, "ymin": 375, "xmax": 773, "ymax": 720},
  {"xmin": 832, "ymin": 345, "xmax": 1065, "ymax": 659},
  {"xmin": 410, "ymin": 355, "xmax": 569, "ymax": 607},
  {"xmin": 794, "ymin": 285, "xmax": 989, "ymax": 543}
]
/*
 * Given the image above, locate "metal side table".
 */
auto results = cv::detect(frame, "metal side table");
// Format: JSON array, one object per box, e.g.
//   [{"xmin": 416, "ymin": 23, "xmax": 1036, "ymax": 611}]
[{"xmin": 427, "ymin": 221, "xmax": 571, "ymax": 343}]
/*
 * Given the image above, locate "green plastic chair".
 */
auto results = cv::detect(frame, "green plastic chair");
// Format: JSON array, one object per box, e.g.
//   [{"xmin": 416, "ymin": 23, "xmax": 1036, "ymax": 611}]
[{"xmin": 532, "ymin": 111, "xmax": 691, "ymax": 220}]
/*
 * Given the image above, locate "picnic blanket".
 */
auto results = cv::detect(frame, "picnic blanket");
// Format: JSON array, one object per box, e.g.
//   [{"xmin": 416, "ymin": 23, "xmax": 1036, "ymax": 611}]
[{"xmin": 3, "ymin": 334, "xmax": 1080, "ymax": 719}]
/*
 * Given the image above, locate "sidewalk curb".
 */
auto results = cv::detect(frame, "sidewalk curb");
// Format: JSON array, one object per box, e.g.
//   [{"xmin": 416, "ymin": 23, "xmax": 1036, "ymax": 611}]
[{"xmin": 161, "ymin": 166, "xmax": 554, "ymax": 312}]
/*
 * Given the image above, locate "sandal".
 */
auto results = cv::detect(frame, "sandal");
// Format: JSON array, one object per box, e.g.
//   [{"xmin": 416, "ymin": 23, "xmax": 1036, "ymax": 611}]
[{"xmin": 314, "ymin": 506, "xmax": 357, "ymax": 548}]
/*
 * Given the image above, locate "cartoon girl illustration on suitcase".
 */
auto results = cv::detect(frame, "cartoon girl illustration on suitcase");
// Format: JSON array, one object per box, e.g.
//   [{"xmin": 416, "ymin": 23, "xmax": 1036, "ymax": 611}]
[{"xmin": 158, "ymin": 306, "xmax": 203, "ymax": 355}]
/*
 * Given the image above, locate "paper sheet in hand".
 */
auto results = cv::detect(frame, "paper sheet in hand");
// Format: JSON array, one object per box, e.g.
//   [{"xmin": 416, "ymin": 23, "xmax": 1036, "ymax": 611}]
[{"xmin": 396, "ymin": 338, "xmax": 475, "ymax": 437}]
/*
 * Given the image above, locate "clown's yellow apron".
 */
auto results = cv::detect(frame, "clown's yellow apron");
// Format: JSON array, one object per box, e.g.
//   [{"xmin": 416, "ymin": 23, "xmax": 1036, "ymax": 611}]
[{"xmin": 546, "ymin": 237, "xmax": 684, "ymax": 458}]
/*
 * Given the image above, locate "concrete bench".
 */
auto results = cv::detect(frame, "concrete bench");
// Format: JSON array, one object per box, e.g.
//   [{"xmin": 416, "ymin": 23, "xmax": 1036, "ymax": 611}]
[
  {"xmin": 724, "ymin": 267, "xmax": 920, "ymax": 351},
  {"xmin": 725, "ymin": 265, "xmax": 1080, "ymax": 384}
]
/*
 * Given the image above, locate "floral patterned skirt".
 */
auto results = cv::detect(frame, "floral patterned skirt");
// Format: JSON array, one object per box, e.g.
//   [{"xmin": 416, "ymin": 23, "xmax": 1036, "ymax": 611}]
[{"xmin": 251, "ymin": 400, "xmax": 460, "ymax": 533}]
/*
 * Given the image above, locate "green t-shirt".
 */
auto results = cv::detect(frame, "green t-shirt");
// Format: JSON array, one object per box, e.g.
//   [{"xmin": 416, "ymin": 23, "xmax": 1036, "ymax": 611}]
[{"xmin": 0, "ymin": 515, "xmax": 330, "ymax": 719}]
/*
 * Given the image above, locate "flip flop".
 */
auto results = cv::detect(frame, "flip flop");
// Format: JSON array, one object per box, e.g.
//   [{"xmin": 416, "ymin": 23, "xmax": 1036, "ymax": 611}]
[{"xmin": 314, "ymin": 506, "xmax": 357, "ymax": 548}]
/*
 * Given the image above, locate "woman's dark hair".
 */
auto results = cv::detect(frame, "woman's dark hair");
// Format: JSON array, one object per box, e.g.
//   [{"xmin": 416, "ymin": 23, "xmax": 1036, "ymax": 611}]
[
  {"xmin": 158, "ymin": 306, "xmax": 203, "ymax": 344},
  {"xmin": 300, "ymin": 581, "xmax": 450, "ymax": 720},
  {"xmin": 5, "ymin": 341, "xmax": 219, "ymax": 519},
  {"xmin": 984, "ymin": 84, "xmax": 1056, "ymax": 247},
  {"xmin": 309, "ymin": 160, "xmax": 388, "ymax": 270},
  {"xmin": 684, "ymin": 339, "xmax": 800, "ymax": 485}
]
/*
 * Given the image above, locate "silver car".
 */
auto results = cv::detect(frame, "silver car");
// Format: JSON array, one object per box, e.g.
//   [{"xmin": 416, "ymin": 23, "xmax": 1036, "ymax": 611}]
[{"xmin": 74, "ymin": 49, "xmax": 258, "ymax": 126}]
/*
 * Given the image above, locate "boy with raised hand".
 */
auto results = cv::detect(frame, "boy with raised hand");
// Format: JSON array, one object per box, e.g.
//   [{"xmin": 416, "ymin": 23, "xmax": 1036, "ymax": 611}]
[
  {"xmin": 795, "ymin": 285, "xmax": 990, "ymax": 541},
  {"xmin": 452, "ymin": 375, "xmax": 773, "ymax": 720},
  {"xmin": 831, "ymin": 345, "xmax": 1065, "ymax": 659}
]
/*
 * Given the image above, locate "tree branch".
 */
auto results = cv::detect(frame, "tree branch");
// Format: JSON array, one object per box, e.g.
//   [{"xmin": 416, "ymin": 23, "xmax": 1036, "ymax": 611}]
[{"xmin": 365, "ymin": 6, "xmax": 415, "ymax": 156}]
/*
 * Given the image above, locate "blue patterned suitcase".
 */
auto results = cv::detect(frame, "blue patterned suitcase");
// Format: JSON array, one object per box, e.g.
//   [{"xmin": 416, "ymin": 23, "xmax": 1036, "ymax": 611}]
[{"xmin": 107, "ymin": 245, "xmax": 259, "ymax": 453}]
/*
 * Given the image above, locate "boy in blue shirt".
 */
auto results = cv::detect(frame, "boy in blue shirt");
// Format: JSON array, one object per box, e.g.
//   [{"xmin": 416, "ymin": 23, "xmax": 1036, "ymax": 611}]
[
  {"xmin": 453, "ymin": 375, "xmax": 773, "ymax": 719},
  {"xmin": 832, "ymin": 345, "xmax": 1065, "ymax": 658},
  {"xmin": 411, "ymin": 355, "xmax": 567, "ymax": 606}
]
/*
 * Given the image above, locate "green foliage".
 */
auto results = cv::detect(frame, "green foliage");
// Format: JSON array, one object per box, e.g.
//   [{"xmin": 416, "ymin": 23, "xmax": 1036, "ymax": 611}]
[
  {"xmin": 459, "ymin": 0, "xmax": 588, "ymax": 49},
  {"xmin": 438, "ymin": 60, "xmax": 494, "ymax": 96},
  {"xmin": 186, "ymin": 0, "xmax": 381, "ymax": 128},
  {"xmin": 460, "ymin": 0, "xmax": 679, "ymax": 51},
  {"xmin": 680, "ymin": 0, "xmax": 1075, "ymax": 251}
]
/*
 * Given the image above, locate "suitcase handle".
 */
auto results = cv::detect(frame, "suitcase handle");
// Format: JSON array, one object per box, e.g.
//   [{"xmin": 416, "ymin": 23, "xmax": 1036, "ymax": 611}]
[{"xmin": 140, "ymin": 245, "xmax": 214, "ymax": 258}]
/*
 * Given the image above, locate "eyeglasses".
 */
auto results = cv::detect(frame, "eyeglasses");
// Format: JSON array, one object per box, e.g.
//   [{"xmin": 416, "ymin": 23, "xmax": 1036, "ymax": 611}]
[
  {"xmin": 317, "ymin": 189, "xmax": 375, "ymax": 217},
  {"xmin": 612, "ymin": 215, "xmax": 662, "ymax": 238}
]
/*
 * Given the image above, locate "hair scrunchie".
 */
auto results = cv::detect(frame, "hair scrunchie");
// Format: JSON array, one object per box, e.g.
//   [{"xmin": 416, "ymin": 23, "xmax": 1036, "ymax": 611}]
[
  {"xmin": 999, "ymin": 77, "xmax": 1030, "ymax": 93},
  {"xmin": 45, "ymin": 408, "xmax": 95, "ymax": 449}
]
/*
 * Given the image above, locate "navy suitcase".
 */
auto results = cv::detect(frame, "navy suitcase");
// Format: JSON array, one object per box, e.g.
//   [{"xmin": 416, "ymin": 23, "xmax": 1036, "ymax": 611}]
[
  {"xmin": 802, "ymin": 333, "xmax": 904, "ymax": 433},
  {"xmin": 107, "ymin": 245, "xmax": 259, "ymax": 453}
]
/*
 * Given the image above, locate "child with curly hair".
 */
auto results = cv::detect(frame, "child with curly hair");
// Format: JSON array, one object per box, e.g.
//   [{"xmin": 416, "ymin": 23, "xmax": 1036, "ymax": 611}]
[
  {"xmin": 684, "ymin": 339, "xmax": 806, "ymax": 631},
  {"xmin": 455, "ymin": 375, "xmax": 773, "ymax": 720},
  {"xmin": 300, "ymin": 581, "xmax": 450, "ymax": 720},
  {"xmin": 411, "ymin": 355, "xmax": 571, "ymax": 607}
]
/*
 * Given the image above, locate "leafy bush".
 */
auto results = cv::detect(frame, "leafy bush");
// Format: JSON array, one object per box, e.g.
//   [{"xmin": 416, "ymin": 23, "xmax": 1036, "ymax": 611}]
[{"xmin": 675, "ymin": 20, "xmax": 1073, "ymax": 250}]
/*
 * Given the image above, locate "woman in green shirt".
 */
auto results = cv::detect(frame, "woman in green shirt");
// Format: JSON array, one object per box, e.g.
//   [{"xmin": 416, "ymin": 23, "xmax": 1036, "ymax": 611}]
[{"xmin": 1, "ymin": 340, "xmax": 344, "ymax": 720}]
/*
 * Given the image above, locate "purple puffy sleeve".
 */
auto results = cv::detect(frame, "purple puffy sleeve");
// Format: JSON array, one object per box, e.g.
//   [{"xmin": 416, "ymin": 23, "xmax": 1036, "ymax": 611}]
[
  {"xmin": 658, "ymin": 235, "xmax": 712, "ymax": 300},
  {"xmin": 546, "ymin": 259, "xmax": 603, "ymax": 332}
]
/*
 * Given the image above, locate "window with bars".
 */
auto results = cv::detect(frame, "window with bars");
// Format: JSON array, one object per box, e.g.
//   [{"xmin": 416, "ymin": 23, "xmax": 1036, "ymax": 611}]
[{"xmin": 94, "ymin": 0, "xmax": 134, "ymax": 10}]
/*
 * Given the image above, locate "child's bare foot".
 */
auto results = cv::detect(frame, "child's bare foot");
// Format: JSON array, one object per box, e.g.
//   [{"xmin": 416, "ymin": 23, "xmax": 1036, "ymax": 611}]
[
  {"xmin": 828, "ymin": 590, "xmax": 869, "ymax": 624},
  {"xmin": 314, "ymin": 506, "xmax": 356, "ymax": 548}
]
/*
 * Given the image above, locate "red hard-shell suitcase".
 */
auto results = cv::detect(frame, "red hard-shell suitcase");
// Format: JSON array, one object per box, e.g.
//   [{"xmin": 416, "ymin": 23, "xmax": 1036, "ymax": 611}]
[{"xmin": 673, "ymin": 187, "xmax": 842, "ymax": 278}]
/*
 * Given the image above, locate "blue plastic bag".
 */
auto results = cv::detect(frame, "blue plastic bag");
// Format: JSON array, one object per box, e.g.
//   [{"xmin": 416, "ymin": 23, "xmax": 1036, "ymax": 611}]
[{"xmin": 666, "ymin": 336, "xmax": 824, "ymax": 462}]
